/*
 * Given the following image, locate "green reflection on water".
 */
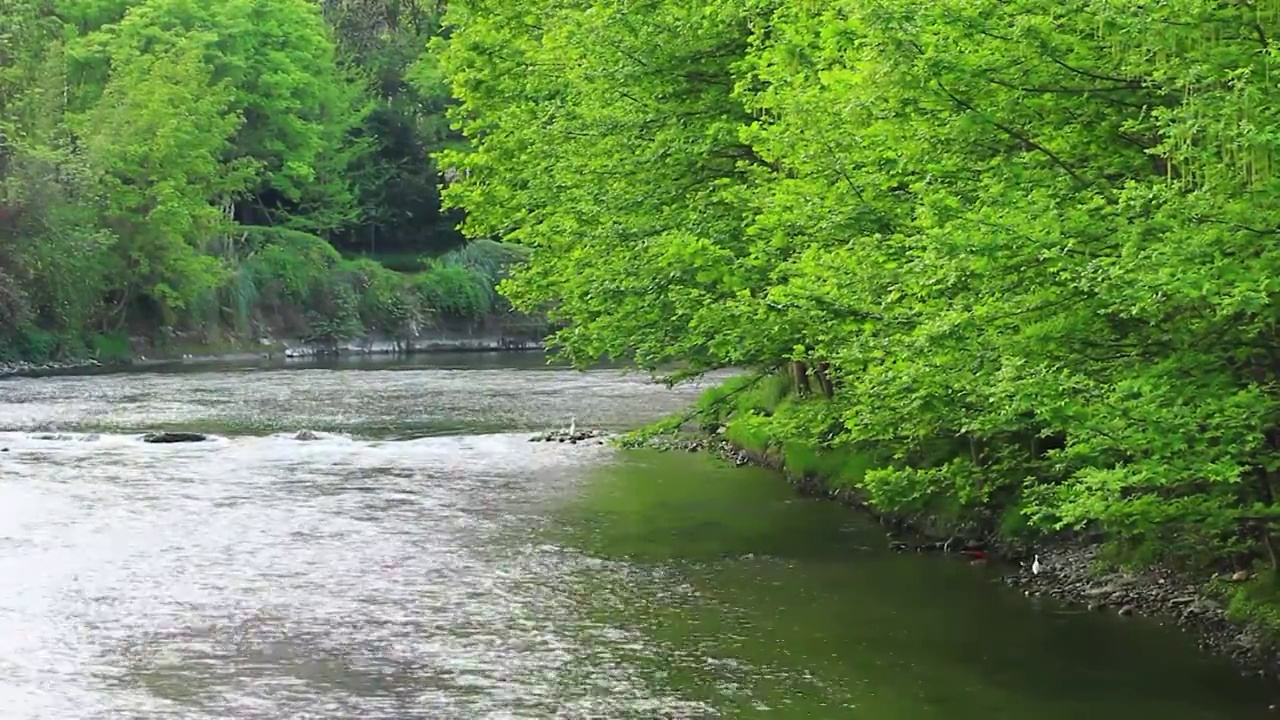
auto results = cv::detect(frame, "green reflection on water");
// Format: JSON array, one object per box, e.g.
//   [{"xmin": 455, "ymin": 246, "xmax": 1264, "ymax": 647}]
[{"xmin": 554, "ymin": 450, "xmax": 1274, "ymax": 719}]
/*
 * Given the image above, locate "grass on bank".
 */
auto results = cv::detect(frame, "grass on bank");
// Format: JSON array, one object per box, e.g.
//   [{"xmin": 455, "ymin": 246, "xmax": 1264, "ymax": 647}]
[{"xmin": 687, "ymin": 371, "xmax": 954, "ymax": 527}]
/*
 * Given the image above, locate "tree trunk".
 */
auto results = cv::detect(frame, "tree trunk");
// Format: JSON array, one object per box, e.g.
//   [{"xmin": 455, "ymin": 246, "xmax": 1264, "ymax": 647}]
[
  {"xmin": 1264, "ymin": 526, "xmax": 1280, "ymax": 575},
  {"xmin": 1260, "ymin": 428, "xmax": 1280, "ymax": 574},
  {"xmin": 813, "ymin": 361, "xmax": 835, "ymax": 398},
  {"xmin": 790, "ymin": 360, "xmax": 811, "ymax": 396}
]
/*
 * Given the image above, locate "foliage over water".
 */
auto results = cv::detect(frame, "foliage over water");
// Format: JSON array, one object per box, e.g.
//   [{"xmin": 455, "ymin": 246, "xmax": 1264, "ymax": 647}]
[{"xmin": 438, "ymin": 0, "xmax": 1280, "ymax": 601}]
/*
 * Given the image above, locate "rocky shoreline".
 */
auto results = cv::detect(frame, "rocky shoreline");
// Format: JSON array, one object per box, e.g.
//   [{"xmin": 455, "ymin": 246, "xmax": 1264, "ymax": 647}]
[
  {"xmin": 0, "ymin": 337, "xmax": 546, "ymax": 380},
  {"xmin": 0, "ymin": 358, "xmax": 103, "ymax": 378},
  {"xmin": 529, "ymin": 427, "xmax": 611, "ymax": 444},
  {"xmin": 637, "ymin": 432, "xmax": 1280, "ymax": 683},
  {"xmin": 1002, "ymin": 544, "xmax": 1279, "ymax": 679}
]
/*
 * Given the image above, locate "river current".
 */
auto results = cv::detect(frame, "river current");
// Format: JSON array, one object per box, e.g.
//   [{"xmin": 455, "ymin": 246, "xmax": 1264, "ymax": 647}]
[{"xmin": 0, "ymin": 354, "xmax": 1273, "ymax": 718}]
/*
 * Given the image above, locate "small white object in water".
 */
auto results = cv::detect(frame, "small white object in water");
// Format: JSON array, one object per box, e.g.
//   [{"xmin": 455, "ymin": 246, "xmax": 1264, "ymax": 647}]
[
  {"xmin": 1031, "ymin": 554, "xmax": 1042, "ymax": 575},
  {"xmin": 568, "ymin": 416, "xmax": 576, "ymax": 435}
]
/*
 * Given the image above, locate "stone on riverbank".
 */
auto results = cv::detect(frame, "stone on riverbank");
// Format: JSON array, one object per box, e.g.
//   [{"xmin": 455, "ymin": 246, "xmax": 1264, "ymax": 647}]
[
  {"xmin": 529, "ymin": 428, "xmax": 609, "ymax": 444},
  {"xmin": 294, "ymin": 429, "xmax": 320, "ymax": 441},
  {"xmin": 0, "ymin": 358, "xmax": 101, "ymax": 379},
  {"xmin": 628, "ymin": 434, "xmax": 753, "ymax": 465},
  {"xmin": 141, "ymin": 432, "xmax": 207, "ymax": 444}
]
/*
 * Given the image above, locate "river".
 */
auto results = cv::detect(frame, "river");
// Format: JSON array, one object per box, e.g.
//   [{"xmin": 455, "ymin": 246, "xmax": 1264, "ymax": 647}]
[{"xmin": 0, "ymin": 353, "xmax": 1274, "ymax": 718}]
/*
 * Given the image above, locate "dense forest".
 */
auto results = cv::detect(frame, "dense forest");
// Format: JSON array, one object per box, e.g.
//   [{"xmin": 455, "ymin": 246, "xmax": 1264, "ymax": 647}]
[
  {"xmin": 0, "ymin": 0, "xmax": 529, "ymax": 362},
  {"xmin": 438, "ymin": 0, "xmax": 1280, "ymax": 619}
]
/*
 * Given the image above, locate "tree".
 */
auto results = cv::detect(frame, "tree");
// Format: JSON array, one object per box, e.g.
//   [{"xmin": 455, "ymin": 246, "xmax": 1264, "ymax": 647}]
[
  {"xmin": 438, "ymin": 0, "xmax": 777, "ymax": 369},
  {"xmin": 327, "ymin": 0, "xmax": 461, "ymax": 254},
  {"xmin": 439, "ymin": 0, "xmax": 1280, "ymax": 569},
  {"xmin": 73, "ymin": 0, "xmax": 361, "ymax": 230},
  {"xmin": 78, "ymin": 34, "xmax": 247, "ymax": 321}
]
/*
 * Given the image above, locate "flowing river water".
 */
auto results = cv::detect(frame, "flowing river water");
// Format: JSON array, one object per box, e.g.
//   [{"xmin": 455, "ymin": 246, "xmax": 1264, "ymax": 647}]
[{"xmin": 0, "ymin": 353, "xmax": 1275, "ymax": 718}]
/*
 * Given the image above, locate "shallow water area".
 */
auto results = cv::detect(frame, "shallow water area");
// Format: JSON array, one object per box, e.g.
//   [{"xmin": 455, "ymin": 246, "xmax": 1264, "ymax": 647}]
[{"xmin": 0, "ymin": 354, "xmax": 1274, "ymax": 718}]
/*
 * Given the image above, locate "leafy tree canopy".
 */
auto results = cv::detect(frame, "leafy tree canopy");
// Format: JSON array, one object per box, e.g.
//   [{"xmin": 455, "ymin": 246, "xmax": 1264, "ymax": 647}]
[{"xmin": 439, "ymin": 0, "xmax": 1280, "ymax": 568}]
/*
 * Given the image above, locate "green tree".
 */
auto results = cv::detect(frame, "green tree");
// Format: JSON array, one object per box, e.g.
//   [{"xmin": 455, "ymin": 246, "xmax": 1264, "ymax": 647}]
[
  {"xmin": 327, "ymin": 0, "xmax": 461, "ymax": 254},
  {"xmin": 77, "ymin": 35, "xmax": 247, "ymax": 320},
  {"xmin": 438, "ymin": 0, "xmax": 1280, "ymax": 572},
  {"xmin": 438, "ymin": 0, "xmax": 774, "ymax": 369},
  {"xmin": 74, "ymin": 0, "xmax": 361, "ymax": 229}
]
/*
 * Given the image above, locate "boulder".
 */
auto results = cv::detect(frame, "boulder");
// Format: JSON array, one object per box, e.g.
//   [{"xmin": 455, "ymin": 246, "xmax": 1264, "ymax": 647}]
[{"xmin": 141, "ymin": 432, "xmax": 207, "ymax": 444}]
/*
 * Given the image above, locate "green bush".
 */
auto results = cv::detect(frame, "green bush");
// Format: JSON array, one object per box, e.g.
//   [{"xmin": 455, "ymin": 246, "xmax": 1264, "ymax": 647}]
[
  {"xmin": 337, "ymin": 258, "xmax": 419, "ymax": 334},
  {"xmin": 302, "ymin": 278, "xmax": 363, "ymax": 343},
  {"xmin": 695, "ymin": 374, "xmax": 761, "ymax": 425},
  {"xmin": 440, "ymin": 239, "xmax": 530, "ymax": 284},
  {"xmin": 17, "ymin": 327, "xmax": 59, "ymax": 362},
  {"xmin": 782, "ymin": 442, "xmax": 876, "ymax": 490},
  {"xmin": 0, "ymin": 269, "xmax": 32, "ymax": 338},
  {"xmin": 242, "ymin": 229, "xmax": 511, "ymax": 336},
  {"xmin": 245, "ymin": 227, "xmax": 342, "ymax": 303},
  {"xmin": 723, "ymin": 413, "xmax": 774, "ymax": 455},
  {"xmin": 343, "ymin": 250, "xmax": 427, "ymax": 273},
  {"xmin": 411, "ymin": 262, "xmax": 492, "ymax": 319},
  {"xmin": 90, "ymin": 332, "xmax": 131, "ymax": 362},
  {"xmin": 439, "ymin": 240, "xmax": 531, "ymax": 310},
  {"xmin": 220, "ymin": 262, "xmax": 260, "ymax": 333},
  {"xmin": 1224, "ymin": 573, "xmax": 1280, "ymax": 648}
]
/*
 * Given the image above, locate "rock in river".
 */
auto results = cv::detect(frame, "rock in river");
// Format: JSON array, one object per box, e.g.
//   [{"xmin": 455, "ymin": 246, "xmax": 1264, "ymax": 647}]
[
  {"xmin": 529, "ymin": 428, "xmax": 609, "ymax": 443},
  {"xmin": 141, "ymin": 432, "xmax": 207, "ymax": 444}
]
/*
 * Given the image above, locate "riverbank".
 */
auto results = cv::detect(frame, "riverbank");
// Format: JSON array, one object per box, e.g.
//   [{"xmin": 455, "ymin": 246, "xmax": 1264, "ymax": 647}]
[
  {"xmin": 634, "ymin": 431, "xmax": 1280, "ymax": 683},
  {"xmin": 0, "ymin": 358, "xmax": 106, "ymax": 378},
  {"xmin": 0, "ymin": 327, "xmax": 545, "ymax": 379}
]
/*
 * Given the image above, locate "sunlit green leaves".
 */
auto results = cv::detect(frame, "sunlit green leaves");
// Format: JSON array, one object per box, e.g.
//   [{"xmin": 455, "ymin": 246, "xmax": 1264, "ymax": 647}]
[{"xmin": 441, "ymin": 0, "xmax": 1280, "ymax": 565}]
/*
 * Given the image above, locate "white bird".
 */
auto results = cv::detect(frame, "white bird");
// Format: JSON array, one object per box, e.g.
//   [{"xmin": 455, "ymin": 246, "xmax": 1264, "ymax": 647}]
[
  {"xmin": 568, "ymin": 417, "xmax": 576, "ymax": 435},
  {"xmin": 1031, "ymin": 554, "xmax": 1042, "ymax": 575}
]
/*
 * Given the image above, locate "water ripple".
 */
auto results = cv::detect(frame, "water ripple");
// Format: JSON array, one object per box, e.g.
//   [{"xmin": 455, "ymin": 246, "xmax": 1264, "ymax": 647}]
[
  {"xmin": 0, "ymin": 359, "xmax": 724, "ymax": 719},
  {"xmin": 0, "ymin": 361, "xmax": 1267, "ymax": 719}
]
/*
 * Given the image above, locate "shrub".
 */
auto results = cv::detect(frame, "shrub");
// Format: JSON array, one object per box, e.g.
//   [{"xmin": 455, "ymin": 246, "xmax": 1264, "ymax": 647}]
[
  {"xmin": 16, "ymin": 327, "xmax": 59, "ymax": 362},
  {"xmin": 244, "ymin": 226, "xmax": 342, "ymax": 303},
  {"xmin": 411, "ymin": 261, "xmax": 492, "ymax": 319},
  {"xmin": 440, "ymin": 239, "xmax": 530, "ymax": 284},
  {"xmin": 345, "ymin": 250, "xmax": 426, "ymax": 273},
  {"xmin": 302, "ymin": 278, "xmax": 363, "ymax": 343},
  {"xmin": 0, "ymin": 268, "xmax": 31, "ymax": 337},
  {"xmin": 90, "ymin": 332, "xmax": 131, "ymax": 362},
  {"xmin": 439, "ymin": 239, "xmax": 531, "ymax": 309},
  {"xmin": 220, "ymin": 262, "xmax": 260, "ymax": 334},
  {"xmin": 336, "ymin": 258, "xmax": 420, "ymax": 335}
]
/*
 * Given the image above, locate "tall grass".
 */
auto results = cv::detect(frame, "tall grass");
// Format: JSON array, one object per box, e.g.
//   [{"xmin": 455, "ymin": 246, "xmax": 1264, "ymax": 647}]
[
  {"xmin": 224, "ymin": 262, "xmax": 259, "ymax": 334},
  {"xmin": 439, "ymin": 238, "xmax": 531, "ymax": 306}
]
